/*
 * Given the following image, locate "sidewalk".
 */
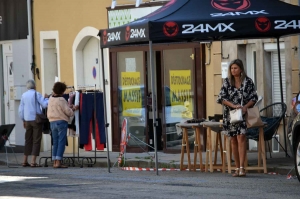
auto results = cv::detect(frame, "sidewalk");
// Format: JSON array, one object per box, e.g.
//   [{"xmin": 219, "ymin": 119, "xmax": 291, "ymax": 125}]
[{"xmin": 0, "ymin": 149, "xmax": 295, "ymax": 176}]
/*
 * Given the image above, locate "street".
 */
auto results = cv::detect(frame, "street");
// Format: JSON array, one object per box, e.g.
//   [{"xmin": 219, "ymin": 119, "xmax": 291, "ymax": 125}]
[{"xmin": 0, "ymin": 167, "xmax": 299, "ymax": 199}]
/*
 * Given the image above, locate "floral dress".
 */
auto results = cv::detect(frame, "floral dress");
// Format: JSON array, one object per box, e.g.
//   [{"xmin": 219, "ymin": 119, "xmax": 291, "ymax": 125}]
[{"xmin": 216, "ymin": 76, "xmax": 258, "ymax": 137}]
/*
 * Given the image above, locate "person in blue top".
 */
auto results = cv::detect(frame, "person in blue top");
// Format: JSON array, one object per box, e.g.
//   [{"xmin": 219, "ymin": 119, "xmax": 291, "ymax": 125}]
[{"xmin": 18, "ymin": 79, "xmax": 49, "ymax": 167}]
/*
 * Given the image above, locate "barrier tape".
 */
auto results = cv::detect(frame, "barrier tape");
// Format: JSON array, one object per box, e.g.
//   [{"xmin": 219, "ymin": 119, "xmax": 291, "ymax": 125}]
[
  {"xmin": 121, "ymin": 167, "xmax": 218, "ymax": 171},
  {"xmin": 268, "ymin": 172, "xmax": 279, "ymax": 175}
]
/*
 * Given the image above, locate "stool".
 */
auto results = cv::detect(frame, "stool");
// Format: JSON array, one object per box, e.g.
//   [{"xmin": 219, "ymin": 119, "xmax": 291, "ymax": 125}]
[
  {"xmin": 225, "ymin": 125, "xmax": 267, "ymax": 174},
  {"xmin": 180, "ymin": 126, "xmax": 191, "ymax": 170},
  {"xmin": 177, "ymin": 123, "xmax": 203, "ymax": 171},
  {"xmin": 202, "ymin": 122, "xmax": 226, "ymax": 173},
  {"xmin": 192, "ymin": 126, "xmax": 204, "ymax": 171},
  {"xmin": 245, "ymin": 126, "xmax": 267, "ymax": 173},
  {"xmin": 223, "ymin": 135, "xmax": 233, "ymax": 173}
]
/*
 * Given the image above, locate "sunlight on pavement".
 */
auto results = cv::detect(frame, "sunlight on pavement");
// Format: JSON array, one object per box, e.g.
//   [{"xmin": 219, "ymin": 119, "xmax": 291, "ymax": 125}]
[
  {"xmin": 0, "ymin": 197, "xmax": 52, "ymax": 199},
  {"xmin": 0, "ymin": 175, "xmax": 48, "ymax": 183}
]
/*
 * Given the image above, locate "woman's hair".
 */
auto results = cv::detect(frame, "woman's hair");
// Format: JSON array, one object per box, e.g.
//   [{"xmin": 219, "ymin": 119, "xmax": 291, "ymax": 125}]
[
  {"xmin": 228, "ymin": 59, "xmax": 247, "ymax": 86},
  {"xmin": 52, "ymin": 82, "xmax": 67, "ymax": 95},
  {"xmin": 26, "ymin": 79, "xmax": 35, "ymax": 89}
]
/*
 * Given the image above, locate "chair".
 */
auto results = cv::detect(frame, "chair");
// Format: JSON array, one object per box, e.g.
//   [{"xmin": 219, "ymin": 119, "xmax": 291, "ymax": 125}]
[
  {"xmin": 0, "ymin": 124, "xmax": 18, "ymax": 168},
  {"xmin": 246, "ymin": 102, "xmax": 287, "ymax": 158}
]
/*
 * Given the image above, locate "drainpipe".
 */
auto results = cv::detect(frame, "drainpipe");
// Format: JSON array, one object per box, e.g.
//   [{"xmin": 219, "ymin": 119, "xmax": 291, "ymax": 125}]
[
  {"xmin": 27, "ymin": 0, "xmax": 34, "ymax": 80},
  {"xmin": 298, "ymin": 0, "xmax": 300, "ymax": 59},
  {"xmin": 299, "ymin": 0, "xmax": 300, "ymax": 88}
]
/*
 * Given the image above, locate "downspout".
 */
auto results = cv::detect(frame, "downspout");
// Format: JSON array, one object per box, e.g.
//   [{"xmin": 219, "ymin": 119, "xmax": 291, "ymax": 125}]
[
  {"xmin": 27, "ymin": 0, "xmax": 35, "ymax": 80},
  {"xmin": 299, "ymin": 0, "xmax": 300, "ymax": 89},
  {"xmin": 298, "ymin": 0, "xmax": 300, "ymax": 59}
]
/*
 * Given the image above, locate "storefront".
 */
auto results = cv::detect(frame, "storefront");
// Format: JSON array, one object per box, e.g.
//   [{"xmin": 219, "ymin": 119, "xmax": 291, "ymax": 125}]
[
  {"xmin": 104, "ymin": 2, "xmax": 207, "ymax": 153},
  {"xmin": 109, "ymin": 43, "xmax": 206, "ymax": 153}
]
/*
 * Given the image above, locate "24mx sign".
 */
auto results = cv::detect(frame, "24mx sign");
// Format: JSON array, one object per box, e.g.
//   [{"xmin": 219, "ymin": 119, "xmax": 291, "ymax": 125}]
[
  {"xmin": 274, "ymin": 20, "xmax": 300, "ymax": 29},
  {"xmin": 107, "ymin": 32, "xmax": 121, "ymax": 42},
  {"xmin": 130, "ymin": 28, "xmax": 146, "ymax": 39},
  {"xmin": 182, "ymin": 23, "xmax": 235, "ymax": 34}
]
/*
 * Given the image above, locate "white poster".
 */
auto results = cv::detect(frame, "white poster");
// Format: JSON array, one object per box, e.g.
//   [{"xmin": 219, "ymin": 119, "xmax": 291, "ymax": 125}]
[
  {"xmin": 125, "ymin": 58, "xmax": 136, "ymax": 72},
  {"xmin": 221, "ymin": 62, "xmax": 229, "ymax": 78}
]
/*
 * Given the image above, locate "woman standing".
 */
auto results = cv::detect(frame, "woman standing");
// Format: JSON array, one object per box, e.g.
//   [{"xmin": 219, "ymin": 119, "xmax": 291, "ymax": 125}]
[
  {"xmin": 47, "ymin": 82, "xmax": 76, "ymax": 168},
  {"xmin": 217, "ymin": 59, "xmax": 258, "ymax": 177}
]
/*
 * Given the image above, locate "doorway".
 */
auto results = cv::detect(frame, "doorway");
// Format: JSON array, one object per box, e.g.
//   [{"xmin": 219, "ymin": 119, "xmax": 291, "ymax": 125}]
[
  {"xmin": 110, "ymin": 43, "xmax": 206, "ymax": 153},
  {"xmin": 3, "ymin": 53, "xmax": 16, "ymax": 144}
]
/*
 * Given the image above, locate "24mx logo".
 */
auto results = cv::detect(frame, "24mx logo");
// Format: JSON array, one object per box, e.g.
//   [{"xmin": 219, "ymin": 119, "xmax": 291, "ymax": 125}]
[
  {"xmin": 130, "ymin": 28, "xmax": 146, "ymax": 39},
  {"xmin": 107, "ymin": 32, "xmax": 121, "ymax": 42},
  {"xmin": 125, "ymin": 26, "xmax": 146, "ymax": 41},
  {"xmin": 274, "ymin": 20, "xmax": 300, "ymax": 29},
  {"xmin": 182, "ymin": 23, "xmax": 235, "ymax": 34}
]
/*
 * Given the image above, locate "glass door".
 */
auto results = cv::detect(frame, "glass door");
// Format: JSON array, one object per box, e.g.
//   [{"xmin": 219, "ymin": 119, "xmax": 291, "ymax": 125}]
[
  {"xmin": 163, "ymin": 48, "xmax": 195, "ymax": 150},
  {"xmin": 117, "ymin": 51, "xmax": 146, "ymax": 147}
]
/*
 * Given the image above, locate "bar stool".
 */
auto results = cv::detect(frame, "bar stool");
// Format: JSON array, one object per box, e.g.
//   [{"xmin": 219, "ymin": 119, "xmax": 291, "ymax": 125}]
[
  {"xmin": 176, "ymin": 123, "xmax": 202, "ymax": 171},
  {"xmin": 202, "ymin": 121, "xmax": 226, "ymax": 173},
  {"xmin": 225, "ymin": 124, "xmax": 267, "ymax": 174}
]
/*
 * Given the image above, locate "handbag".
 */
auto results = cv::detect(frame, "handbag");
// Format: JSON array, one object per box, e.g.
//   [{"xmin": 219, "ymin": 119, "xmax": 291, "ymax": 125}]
[
  {"xmin": 35, "ymin": 92, "xmax": 48, "ymax": 124},
  {"xmin": 230, "ymin": 108, "xmax": 243, "ymax": 123},
  {"xmin": 229, "ymin": 79, "xmax": 245, "ymax": 124},
  {"xmin": 245, "ymin": 106, "xmax": 264, "ymax": 128}
]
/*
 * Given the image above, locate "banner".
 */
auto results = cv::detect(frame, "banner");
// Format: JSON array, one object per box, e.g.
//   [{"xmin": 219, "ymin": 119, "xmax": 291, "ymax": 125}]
[
  {"xmin": 121, "ymin": 72, "xmax": 142, "ymax": 116},
  {"xmin": 169, "ymin": 70, "xmax": 193, "ymax": 118}
]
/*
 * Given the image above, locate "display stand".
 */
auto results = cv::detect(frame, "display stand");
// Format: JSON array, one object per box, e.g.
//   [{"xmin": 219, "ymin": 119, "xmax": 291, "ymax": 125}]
[
  {"xmin": 0, "ymin": 124, "xmax": 18, "ymax": 168},
  {"xmin": 39, "ymin": 85, "xmax": 108, "ymax": 168}
]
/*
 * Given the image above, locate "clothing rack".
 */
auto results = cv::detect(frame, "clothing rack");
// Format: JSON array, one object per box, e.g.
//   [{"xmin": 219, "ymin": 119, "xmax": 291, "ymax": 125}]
[
  {"xmin": 72, "ymin": 84, "xmax": 107, "ymax": 168},
  {"xmin": 39, "ymin": 85, "xmax": 108, "ymax": 168}
]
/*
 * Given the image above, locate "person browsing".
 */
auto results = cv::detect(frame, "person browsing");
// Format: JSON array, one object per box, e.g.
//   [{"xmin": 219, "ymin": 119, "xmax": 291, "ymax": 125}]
[
  {"xmin": 18, "ymin": 79, "xmax": 49, "ymax": 167},
  {"xmin": 47, "ymin": 82, "xmax": 77, "ymax": 168}
]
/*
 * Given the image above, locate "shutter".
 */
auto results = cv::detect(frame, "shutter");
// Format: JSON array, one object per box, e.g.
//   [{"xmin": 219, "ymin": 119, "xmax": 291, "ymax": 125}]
[{"xmin": 272, "ymin": 52, "xmax": 286, "ymax": 104}]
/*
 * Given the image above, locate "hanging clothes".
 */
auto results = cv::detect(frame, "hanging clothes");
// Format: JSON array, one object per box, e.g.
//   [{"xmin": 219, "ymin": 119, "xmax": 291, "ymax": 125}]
[
  {"xmin": 79, "ymin": 92, "xmax": 106, "ymax": 150},
  {"xmin": 74, "ymin": 91, "xmax": 80, "ymax": 136}
]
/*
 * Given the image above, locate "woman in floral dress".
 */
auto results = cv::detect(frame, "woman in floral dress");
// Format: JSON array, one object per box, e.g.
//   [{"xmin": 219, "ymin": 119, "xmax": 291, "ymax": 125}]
[{"xmin": 217, "ymin": 59, "xmax": 258, "ymax": 177}]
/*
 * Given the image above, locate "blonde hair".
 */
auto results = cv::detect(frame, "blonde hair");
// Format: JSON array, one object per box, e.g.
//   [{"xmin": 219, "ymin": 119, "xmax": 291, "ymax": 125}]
[{"xmin": 227, "ymin": 59, "xmax": 247, "ymax": 86}]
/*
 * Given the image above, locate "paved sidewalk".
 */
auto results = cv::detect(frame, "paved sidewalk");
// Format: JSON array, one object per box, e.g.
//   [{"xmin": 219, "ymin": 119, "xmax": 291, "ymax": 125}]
[{"xmin": 0, "ymin": 148, "xmax": 295, "ymax": 176}]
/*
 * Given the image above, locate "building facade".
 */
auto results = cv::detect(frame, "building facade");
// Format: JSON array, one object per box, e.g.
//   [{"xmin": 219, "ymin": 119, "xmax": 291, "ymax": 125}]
[{"xmin": 0, "ymin": 0, "xmax": 33, "ymax": 147}]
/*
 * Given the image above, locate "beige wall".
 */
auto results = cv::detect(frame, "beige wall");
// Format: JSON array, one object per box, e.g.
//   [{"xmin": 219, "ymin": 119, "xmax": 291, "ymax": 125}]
[{"xmin": 33, "ymin": 0, "xmax": 112, "ymax": 91}]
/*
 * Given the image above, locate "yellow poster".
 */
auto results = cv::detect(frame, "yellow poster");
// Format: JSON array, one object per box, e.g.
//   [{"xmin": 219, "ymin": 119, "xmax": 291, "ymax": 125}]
[
  {"xmin": 170, "ymin": 70, "xmax": 193, "ymax": 118},
  {"xmin": 121, "ymin": 72, "xmax": 142, "ymax": 116}
]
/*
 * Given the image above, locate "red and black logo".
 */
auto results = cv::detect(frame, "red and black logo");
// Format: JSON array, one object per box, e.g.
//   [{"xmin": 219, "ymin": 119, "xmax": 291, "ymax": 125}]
[
  {"xmin": 125, "ymin": 26, "xmax": 131, "ymax": 41},
  {"xmin": 255, "ymin": 17, "xmax": 271, "ymax": 32},
  {"xmin": 102, "ymin": 30, "xmax": 107, "ymax": 45},
  {"xmin": 146, "ymin": 0, "xmax": 176, "ymax": 18},
  {"xmin": 211, "ymin": 0, "xmax": 250, "ymax": 11},
  {"xmin": 163, "ymin": 22, "xmax": 179, "ymax": 37}
]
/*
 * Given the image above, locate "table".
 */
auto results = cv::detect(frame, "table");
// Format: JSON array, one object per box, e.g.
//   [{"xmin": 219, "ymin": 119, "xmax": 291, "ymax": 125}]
[{"xmin": 177, "ymin": 121, "xmax": 267, "ymax": 174}]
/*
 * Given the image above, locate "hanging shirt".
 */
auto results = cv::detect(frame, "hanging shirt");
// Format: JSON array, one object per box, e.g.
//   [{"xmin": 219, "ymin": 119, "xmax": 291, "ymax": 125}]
[{"xmin": 18, "ymin": 89, "xmax": 49, "ymax": 121}]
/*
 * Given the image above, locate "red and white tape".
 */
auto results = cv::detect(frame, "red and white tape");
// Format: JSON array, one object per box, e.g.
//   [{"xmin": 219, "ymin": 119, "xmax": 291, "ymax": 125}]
[
  {"xmin": 121, "ymin": 167, "xmax": 205, "ymax": 171},
  {"xmin": 268, "ymin": 172, "xmax": 279, "ymax": 175}
]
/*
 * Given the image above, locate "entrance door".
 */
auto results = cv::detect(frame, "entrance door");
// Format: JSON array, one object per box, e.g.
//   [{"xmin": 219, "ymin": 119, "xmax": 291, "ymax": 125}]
[
  {"xmin": 82, "ymin": 37, "xmax": 102, "ymax": 89},
  {"xmin": 163, "ymin": 48, "xmax": 195, "ymax": 151},
  {"xmin": 117, "ymin": 51, "xmax": 147, "ymax": 151},
  {"xmin": 3, "ymin": 55, "xmax": 16, "ymax": 144}
]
